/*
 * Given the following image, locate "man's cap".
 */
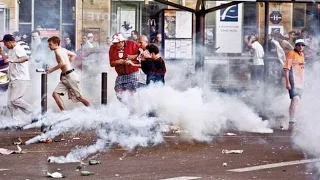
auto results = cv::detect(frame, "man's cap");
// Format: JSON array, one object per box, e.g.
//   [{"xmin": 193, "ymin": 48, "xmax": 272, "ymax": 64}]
[
  {"xmin": 0, "ymin": 34, "xmax": 15, "ymax": 42},
  {"xmin": 12, "ymin": 31, "xmax": 21, "ymax": 37},
  {"xmin": 295, "ymin": 39, "xmax": 305, "ymax": 46},
  {"xmin": 112, "ymin": 33, "xmax": 125, "ymax": 43},
  {"xmin": 87, "ymin": 33, "xmax": 94, "ymax": 37}
]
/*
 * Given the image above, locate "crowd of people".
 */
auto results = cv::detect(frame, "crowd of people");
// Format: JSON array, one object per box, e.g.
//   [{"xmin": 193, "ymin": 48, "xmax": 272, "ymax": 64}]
[
  {"xmin": 245, "ymin": 28, "xmax": 318, "ymax": 131},
  {"xmin": 0, "ymin": 28, "xmax": 167, "ymax": 130},
  {"xmin": 0, "ymin": 25, "xmax": 317, "ymax": 132}
]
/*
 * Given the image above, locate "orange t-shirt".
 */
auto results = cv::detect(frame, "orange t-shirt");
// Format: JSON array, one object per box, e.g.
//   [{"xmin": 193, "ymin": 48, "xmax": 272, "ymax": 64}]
[{"xmin": 283, "ymin": 50, "xmax": 305, "ymax": 88}]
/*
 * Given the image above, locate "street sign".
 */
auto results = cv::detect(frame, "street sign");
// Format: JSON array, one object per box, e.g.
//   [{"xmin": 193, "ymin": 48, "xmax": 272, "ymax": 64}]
[{"xmin": 270, "ymin": 11, "xmax": 282, "ymax": 24}]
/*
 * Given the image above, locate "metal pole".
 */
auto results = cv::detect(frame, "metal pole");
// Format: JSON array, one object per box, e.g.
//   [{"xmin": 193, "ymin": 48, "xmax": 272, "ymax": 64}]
[
  {"xmin": 41, "ymin": 73, "xmax": 47, "ymax": 114},
  {"xmin": 195, "ymin": 10, "xmax": 205, "ymax": 72},
  {"xmin": 101, "ymin": 72, "xmax": 108, "ymax": 105}
]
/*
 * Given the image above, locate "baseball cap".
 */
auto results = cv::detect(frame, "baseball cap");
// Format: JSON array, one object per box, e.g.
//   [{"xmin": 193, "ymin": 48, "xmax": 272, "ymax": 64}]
[
  {"xmin": 111, "ymin": 33, "xmax": 125, "ymax": 43},
  {"xmin": 87, "ymin": 33, "xmax": 94, "ymax": 37},
  {"xmin": 0, "ymin": 34, "xmax": 15, "ymax": 42},
  {"xmin": 295, "ymin": 39, "xmax": 305, "ymax": 46},
  {"xmin": 12, "ymin": 31, "xmax": 21, "ymax": 37}
]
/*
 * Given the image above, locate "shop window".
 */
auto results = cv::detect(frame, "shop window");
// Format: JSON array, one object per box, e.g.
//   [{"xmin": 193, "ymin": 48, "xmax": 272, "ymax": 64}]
[
  {"xmin": 19, "ymin": 24, "xmax": 32, "ymax": 44},
  {"xmin": 62, "ymin": 0, "xmax": 76, "ymax": 24},
  {"xmin": 243, "ymin": 2, "xmax": 257, "ymax": 36},
  {"xmin": 293, "ymin": 4, "xmax": 306, "ymax": 28},
  {"xmin": 34, "ymin": 0, "xmax": 60, "ymax": 30},
  {"xmin": 19, "ymin": 0, "xmax": 32, "ymax": 23}
]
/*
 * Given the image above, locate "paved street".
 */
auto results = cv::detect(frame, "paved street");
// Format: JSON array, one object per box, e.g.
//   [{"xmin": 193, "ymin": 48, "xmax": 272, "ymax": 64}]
[{"xmin": 0, "ymin": 128, "xmax": 317, "ymax": 180}]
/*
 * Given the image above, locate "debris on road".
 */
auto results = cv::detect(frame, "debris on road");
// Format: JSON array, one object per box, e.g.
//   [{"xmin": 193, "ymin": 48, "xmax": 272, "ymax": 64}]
[
  {"xmin": 0, "ymin": 145, "xmax": 24, "ymax": 155},
  {"xmin": 76, "ymin": 165, "xmax": 82, "ymax": 171},
  {"xmin": 46, "ymin": 171, "xmax": 65, "ymax": 178},
  {"xmin": 80, "ymin": 171, "xmax": 94, "ymax": 176},
  {"xmin": 222, "ymin": 149, "xmax": 244, "ymax": 154},
  {"xmin": 13, "ymin": 137, "xmax": 23, "ymax": 145},
  {"xmin": 161, "ymin": 125, "xmax": 181, "ymax": 133},
  {"xmin": 54, "ymin": 139, "xmax": 66, "ymax": 142},
  {"xmin": 89, "ymin": 160, "xmax": 101, "ymax": 165},
  {"xmin": 39, "ymin": 138, "xmax": 53, "ymax": 143},
  {"xmin": 222, "ymin": 162, "xmax": 228, "ymax": 167},
  {"xmin": 119, "ymin": 153, "xmax": 127, "ymax": 160},
  {"xmin": 226, "ymin": 133, "xmax": 237, "ymax": 136}
]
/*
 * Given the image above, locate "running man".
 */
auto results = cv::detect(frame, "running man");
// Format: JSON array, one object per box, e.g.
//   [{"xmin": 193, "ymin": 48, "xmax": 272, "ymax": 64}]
[{"xmin": 46, "ymin": 36, "xmax": 91, "ymax": 111}]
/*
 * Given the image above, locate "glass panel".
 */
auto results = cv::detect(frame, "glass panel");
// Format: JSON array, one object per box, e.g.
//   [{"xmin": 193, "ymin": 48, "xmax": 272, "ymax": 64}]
[
  {"xmin": 18, "ymin": 24, "xmax": 32, "ymax": 44},
  {"xmin": 34, "ymin": 0, "xmax": 60, "ymax": 30},
  {"xmin": 61, "ymin": 25, "xmax": 76, "ymax": 51},
  {"xmin": 62, "ymin": 0, "xmax": 76, "ymax": 23},
  {"xmin": 0, "ymin": 10, "xmax": 4, "ymax": 35},
  {"xmin": 293, "ymin": 3, "xmax": 306, "ymax": 28},
  {"xmin": 167, "ymin": 0, "xmax": 197, "ymax": 10},
  {"xmin": 19, "ymin": 0, "xmax": 32, "ymax": 23}
]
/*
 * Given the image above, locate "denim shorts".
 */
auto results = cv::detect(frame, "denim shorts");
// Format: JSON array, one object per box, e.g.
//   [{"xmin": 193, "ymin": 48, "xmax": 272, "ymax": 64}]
[{"xmin": 288, "ymin": 88, "xmax": 303, "ymax": 99}]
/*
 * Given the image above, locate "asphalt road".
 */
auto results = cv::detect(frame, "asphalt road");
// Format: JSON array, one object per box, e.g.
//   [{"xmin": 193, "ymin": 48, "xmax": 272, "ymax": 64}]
[{"xmin": 0, "ymin": 129, "xmax": 317, "ymax": 180}]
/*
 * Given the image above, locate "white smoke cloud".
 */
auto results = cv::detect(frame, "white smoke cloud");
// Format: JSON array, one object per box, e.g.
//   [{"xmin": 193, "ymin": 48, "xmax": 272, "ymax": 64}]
[{"xmin": 26, "ymin": 74, "xmax": 272, "ymax": 163}]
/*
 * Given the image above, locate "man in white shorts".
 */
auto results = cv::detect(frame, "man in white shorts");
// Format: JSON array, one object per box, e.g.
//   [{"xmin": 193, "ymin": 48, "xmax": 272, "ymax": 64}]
[{"xmin": 46, "ymin": 36, "xmax": 91, "ymax": 111}]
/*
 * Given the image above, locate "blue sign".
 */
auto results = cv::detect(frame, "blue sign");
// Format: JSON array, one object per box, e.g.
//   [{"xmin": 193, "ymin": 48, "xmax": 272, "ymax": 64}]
[{"xmin": 220, "ymin": 5, "xmax": 238, "ymax": 22}]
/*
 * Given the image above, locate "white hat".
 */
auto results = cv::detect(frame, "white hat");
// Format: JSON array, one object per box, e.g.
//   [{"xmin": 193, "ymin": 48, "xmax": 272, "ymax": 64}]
[
  {"xmin": 87, "ymin": 33, "xmax": 94, "ymax": 37},
  {"xmin": 112, "ymin": 33, "xmax": 126, "ymax": 43},
  {"xmin": 295, "ymin": 39, "xmax": 305, "ymax": 46}
]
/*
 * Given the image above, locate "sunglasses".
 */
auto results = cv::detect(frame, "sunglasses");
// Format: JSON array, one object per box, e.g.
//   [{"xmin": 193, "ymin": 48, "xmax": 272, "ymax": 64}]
[{"xmin": 296, "ymin": 43, "xmax": 305, "ymax": 47}]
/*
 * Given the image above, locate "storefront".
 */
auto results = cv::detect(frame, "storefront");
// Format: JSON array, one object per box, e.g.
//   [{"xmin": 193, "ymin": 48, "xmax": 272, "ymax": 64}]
[{"xmin": 18, "ymin": 0, "xmax": 76, "ymax": 46}]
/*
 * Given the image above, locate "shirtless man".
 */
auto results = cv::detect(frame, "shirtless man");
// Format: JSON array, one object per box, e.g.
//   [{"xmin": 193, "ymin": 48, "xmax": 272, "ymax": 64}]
[{"xmin": 46, "ymin": 36, "xmax": 91, "ymax": 111}]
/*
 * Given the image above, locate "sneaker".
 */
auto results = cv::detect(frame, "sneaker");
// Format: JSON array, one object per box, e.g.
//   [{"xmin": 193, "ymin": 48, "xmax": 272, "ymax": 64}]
[{"xmin": 31, "ymin": 118, "xmax": 39, "ymax": 124}]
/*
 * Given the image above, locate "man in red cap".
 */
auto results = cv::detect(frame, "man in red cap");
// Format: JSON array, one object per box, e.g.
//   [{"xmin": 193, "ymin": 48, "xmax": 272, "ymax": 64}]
[
  {"xmin": 0, "ymin": 34, "xmax": 35, "ymax": 127},
  {"xmin": 109, "ymin": 33, "xmax": 143, "ymax": 101}
]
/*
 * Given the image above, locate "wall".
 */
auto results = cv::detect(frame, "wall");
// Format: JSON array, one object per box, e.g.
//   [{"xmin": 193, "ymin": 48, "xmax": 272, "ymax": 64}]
[
  {"xmin": 76, "ymin": 0, "xmax": 111, "ymax": 49},
  {"xmin": 0, "ymin": 0, "xmax": 18, "ymax": 33}
]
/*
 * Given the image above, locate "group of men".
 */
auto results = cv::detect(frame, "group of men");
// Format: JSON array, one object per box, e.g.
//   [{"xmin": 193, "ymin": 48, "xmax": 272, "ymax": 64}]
[
  {"xmin": 0, "ymin": 28, "xmax": 304, "ymax": 132},
  {"xmin": 109, "ymin": 33, "xmax": 166, "ymax": 100},
  {"xmin": 0, "ymin": 31, "xmax": 167, "ymax": 128},
  {"xmin": 0, "ymin": 34, "xmax": 90, "ymax": 128}
]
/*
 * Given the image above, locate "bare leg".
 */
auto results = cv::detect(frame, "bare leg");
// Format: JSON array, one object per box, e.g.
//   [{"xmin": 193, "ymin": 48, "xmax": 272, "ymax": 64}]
[
  {"xmin": 52, "ymin": 92, "xmax": 65, "ymax": 111},
  {"xmin": 289, "ymin": 96, "xmax": 300, "ymax": 130},
  {"xmin": 76, "ymin": 96, "xmax": 91, "ymax": 107}
]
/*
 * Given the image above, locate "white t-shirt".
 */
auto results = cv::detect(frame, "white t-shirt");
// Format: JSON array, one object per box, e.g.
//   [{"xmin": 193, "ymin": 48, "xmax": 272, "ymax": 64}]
[
  {"xmin": 251, "ymin": 41, "xmax": 265, "ymax": 66},
  {"xmin": 8, "ymin": 44, "xmax": 30, "ymax": 81},
  {"xmin": 271, "ymin": 39, "xmax": 285, "ymax": 65}
]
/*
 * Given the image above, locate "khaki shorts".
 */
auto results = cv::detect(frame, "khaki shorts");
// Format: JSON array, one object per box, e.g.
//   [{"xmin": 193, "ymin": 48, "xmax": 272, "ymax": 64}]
[{"xmin": 54, "ymin": 72, "xmax": 82, "ymax": 97}]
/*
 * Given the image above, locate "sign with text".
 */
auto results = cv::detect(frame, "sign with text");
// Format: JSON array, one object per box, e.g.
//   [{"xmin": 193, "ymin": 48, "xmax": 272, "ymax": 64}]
[
  {"xmin": 270, "ymin": 11, "xmax": 282, "ymax": 24},
  {"xmin": 215, "ymin": 1, "xmax": 243, "ymax": 53}
]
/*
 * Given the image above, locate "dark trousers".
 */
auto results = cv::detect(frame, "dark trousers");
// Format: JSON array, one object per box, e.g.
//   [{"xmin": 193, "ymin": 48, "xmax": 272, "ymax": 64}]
[{"xmin": 146, "ymin": 75, "xmax": 165, "ymax": 85}]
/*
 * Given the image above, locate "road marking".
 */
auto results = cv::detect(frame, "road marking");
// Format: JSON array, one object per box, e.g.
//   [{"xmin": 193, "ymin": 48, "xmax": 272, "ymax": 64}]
[
  {"xmin": 228, "ymin": 158, "xmax": 320, "ymax": 172},
  {"xmin": 0, "ymin": 169, "xmax": 10, "ymax": 171},
  {"xmin": 160, "ymin": 177, "xmax": 201, "ymax": 180}
]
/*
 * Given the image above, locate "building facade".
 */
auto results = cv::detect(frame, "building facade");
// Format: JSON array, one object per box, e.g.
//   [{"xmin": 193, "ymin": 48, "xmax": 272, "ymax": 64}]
[{"xmin": 0, "ymin": 1, "xmax": 319, "ymax": 53}]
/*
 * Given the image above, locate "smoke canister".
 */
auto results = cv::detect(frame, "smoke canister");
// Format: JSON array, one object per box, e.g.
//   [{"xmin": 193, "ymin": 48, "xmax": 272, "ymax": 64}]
[
  {"xmin": 81, "ymin": 171, "xmax": 94, "ymax": 176},
  {"xmin": 89, "ymin": 160, "xmax": 101, "ymax": 165}
]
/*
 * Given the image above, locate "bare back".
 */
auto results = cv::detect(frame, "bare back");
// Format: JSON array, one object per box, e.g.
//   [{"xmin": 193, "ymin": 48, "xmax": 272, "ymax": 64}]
[{"xmin": 54, "ymin": 47, "xmax": 73, "ymax": 73}]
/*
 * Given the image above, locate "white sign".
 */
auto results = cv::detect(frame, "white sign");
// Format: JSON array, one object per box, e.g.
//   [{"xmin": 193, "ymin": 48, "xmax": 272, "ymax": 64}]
[
  {"xmin": 175, "ymin": 11, "xmax": 192, "ymax": 38},
  {"xmin": 268, "ymin": 26, "xmax": 284, "ymax": 35},
  {"xmin": 117, "ymin": 9, "xmax": 136, "ymax": 39},
  {"xmin": 215, "ymin": 1, "xmax": 243, "ymax": 53}
]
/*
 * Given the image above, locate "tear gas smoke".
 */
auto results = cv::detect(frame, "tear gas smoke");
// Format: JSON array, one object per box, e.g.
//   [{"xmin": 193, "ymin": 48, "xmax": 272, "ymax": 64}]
[{"xmin": 24, "ymin": 73, "xmax": 272, "ymax": 163}]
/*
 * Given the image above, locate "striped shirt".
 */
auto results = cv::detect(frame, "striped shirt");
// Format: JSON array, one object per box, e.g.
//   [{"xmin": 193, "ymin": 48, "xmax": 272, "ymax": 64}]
[{"xmin": 17, "ymin": 40, "xmax": 31, "ymax": 57}]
